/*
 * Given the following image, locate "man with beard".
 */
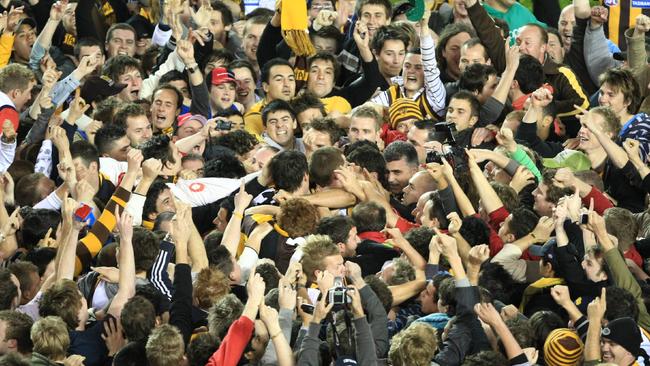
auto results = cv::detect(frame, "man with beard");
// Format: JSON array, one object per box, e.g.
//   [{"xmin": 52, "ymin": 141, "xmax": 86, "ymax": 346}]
[{"xmin": 384, "ymin": 141, "xmax": 420, "ymax": 221}]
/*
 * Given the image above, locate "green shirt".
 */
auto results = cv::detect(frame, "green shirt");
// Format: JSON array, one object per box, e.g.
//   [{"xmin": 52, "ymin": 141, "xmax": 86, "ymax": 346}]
[{"xmin": 483, "ymin": 2, "xmax": 545, "ymax": 39}]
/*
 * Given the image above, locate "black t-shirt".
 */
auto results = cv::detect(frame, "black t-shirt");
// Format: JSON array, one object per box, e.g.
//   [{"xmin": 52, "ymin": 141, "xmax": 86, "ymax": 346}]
[{"xmin": 68, "ymin": 319, "xmax": 108, "ymax": 366}]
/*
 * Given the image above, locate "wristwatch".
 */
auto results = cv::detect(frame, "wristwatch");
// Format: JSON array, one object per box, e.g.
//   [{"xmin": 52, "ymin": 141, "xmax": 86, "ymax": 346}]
[{"xmin": 186, "ymin": 63, "xmax": 198, "ymax": 74}]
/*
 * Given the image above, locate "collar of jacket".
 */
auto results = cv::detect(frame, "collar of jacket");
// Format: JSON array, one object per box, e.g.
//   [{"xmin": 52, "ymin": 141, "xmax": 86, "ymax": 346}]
[{"xmin": 543, "ymin": 55, "xmax": 560, "ymax": 75}]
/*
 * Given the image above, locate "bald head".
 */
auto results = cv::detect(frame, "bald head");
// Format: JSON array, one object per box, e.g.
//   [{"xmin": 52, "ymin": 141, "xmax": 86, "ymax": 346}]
[{"xmin": 558, "ymin": 5, "xmax": 575, "ymax": 51}]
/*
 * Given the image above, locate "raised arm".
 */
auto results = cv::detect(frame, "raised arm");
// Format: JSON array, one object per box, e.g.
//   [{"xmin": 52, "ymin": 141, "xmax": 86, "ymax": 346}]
[
  {"xmin": 467, "ymin": 150, "xmax": 504, "ymax": 215},
  {"xmin": 420, "ymin": 11, "xmax": 446, "ymax": 117},
  {"xmin": 107, "ymin": 207, "xmax": 136, "ymax": 320}
]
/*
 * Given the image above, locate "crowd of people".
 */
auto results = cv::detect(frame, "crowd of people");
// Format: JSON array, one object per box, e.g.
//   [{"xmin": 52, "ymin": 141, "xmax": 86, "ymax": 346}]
[{"xmin": 0, "ymin": 0, "xmax": 649, "ymax": 364}]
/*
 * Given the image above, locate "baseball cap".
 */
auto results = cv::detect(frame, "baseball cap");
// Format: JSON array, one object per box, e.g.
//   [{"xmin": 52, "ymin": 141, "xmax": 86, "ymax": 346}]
[
  {"xmin": 602, "ymin": 317, "xmax": 642, "ymax": 358},
  {"xmin": 177, "ymin": 113, "xmax": 208, "ymax": 128},
  {"xmin": 543, "ymin": 150, "xmax": 592, "ymax": 172},
  {"xmin": 16, "ymin": 17, "xmax": 37, "ymax": 30},
  {"xmin": 211, "ymin": 67, "xmax": 237, "ymax": 86},
  {"xmin": 81, "ymin": 76, "xmax": 127, "ymax": 104},
  {"xmin": 528, "ymin": 238, "xmax": 559, "ymax": 269},
  {"xmin": 127, "ymin": 14, "xmax": 154, "ymax": 40}
]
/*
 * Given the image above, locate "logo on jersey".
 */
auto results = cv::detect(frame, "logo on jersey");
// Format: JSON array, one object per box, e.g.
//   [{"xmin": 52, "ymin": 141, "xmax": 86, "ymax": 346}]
[{"xmin": 604, "ymin": 0, "xmax": 618, "ymax": 6}]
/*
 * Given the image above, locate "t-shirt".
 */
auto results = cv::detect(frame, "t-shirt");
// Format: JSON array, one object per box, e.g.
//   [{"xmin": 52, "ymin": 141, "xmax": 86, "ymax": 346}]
[{"xmin": 68, "ymin": 319, "xmax": 109, "ymax": 366}]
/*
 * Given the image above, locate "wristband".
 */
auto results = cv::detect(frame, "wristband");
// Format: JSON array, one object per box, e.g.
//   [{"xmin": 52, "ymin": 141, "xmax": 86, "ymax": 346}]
[{"xmin": 233, "ymin": 211, "xmax": 244, "ymax": 220}]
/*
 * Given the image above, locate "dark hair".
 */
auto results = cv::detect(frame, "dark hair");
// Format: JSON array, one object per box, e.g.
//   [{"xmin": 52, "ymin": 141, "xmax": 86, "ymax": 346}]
[
  {"xmin": 70, "ymin": 140, "xmax": 100, "ymax": 168},
  {"xmin": 542, "ymin": 169, "xmax": 576, "ymax": 205},
  {"xmin": 290, "ymin": 92, "xmax": 326, "ymax": 116},
  {"xmin": 102, "ymin": 55, "xmax": 142, "ymax": 82},
  {"xmin": 307, "ymin": 52, "xmax": 341, "ymax": 80},
  {"xmin": 141, "ymin": 135, "xmax": 176, "ymax": 167},
  {"xmin": 261, "ymin": 99, "xmax": 297, "ymax": 126},
  {"xmin": 95, "ymin": 124, "xmax": 127, "ymax": 156},
  {"xmin": 23, "ymin": 247, "xmax": 57, "ymax": 277},
  {"xmin": 435, "ymin": 23, "xmax": 476, "ymax": 71},
  {"xmin": 261, "ymin": 58, "xmax": 294, "ymax": 84},
  {"xmin": 14, "ymin": 173, "xmax": 47, "ymax": 207},
  {"xmin": 0, "ymin": 310, "xmax": 33, "ymax": 354},
  {"xmin": 73, "ymin": 37, "xmax": 103, "ymax": 60},
  {"xmin": 310, "ymin": 26, "xmax": 343, "ymax": 53},
  {"xmin": 213, "ymin": 130, "xmax": 258, "ymax": 157},
  {"xmin": 268, "ymin": 151, "xmax": 308, "ymax": 192},
  {"xmin": 255, "ymin": 263, "xmax": 281, "ymax": 295},
  {"xmin": 450, "ymin": 90, "xmax": 480, "ymax": 117},
  {"xmin": 121, "ymin": 296, "xmax": 156, "ymax": 342},
  {"xmin": 508, "ymin": 207, "xmax": 539, "ymax": 240},
  {"xmin": 92, "ymin": 96, "xmax": 122, "ymax": 124},
  {"xmin": 206, "ymin": 49, "xmax": 237, "ymax": 70},
  {"xmin": 20, "ymin": 209, "xmax": 61, "ymax": 251},
  {"xmin": 478, "ymin": 262, "xmax": 517, "ymax": 304},
  {"xmin": 404, "ymin": 227, "xmax": 434, "ymax": 260},
  {"xmin": 346, "ymin": 144, "xmax": 388, "ymax": 188},
  {"xmin": 316, "ymin": 216, "xmax": 354, "ymax": 244},
  {"xmin": 605, "ymin": 286, "xmax": 639, "ymax": 322},
  {"xmin": 515, "ymin": 54, "xmax": 545, "ymax": 94},
  {"xmin": 352, "ymin": 202, "xmax": 386, "ymax": 233},
  {"xmin": 114, "ymin": 103, "xmax": 147, "ymax": 129},
  {"xmin": 211, "ymin": 1, "xmax": 234, "ymax": 25},
  {"xmin": 203, "ymin": 155, "xmax": 247, "ymax": 178},
  {"xmin": 529, "ymin": 310, "xmax": 565, "ymax": 363},
  {"xmin": 131, "ymin": 228, "xmax": 159, "ymax": 272},
  {"xmin": 153, "ymin": 211, "xmax": 176, "ymax": 232},
  {"xmin": 208, "ymin": 245, "xmax": 234, "ymax": 279},
  {"xmin": 187, "ymin": 333, "xmax": 219, "ymax": 366},
  {"xmin": 0, "ymin": 269, "xmax": 17, "ymax": 310},
  {"xmin": 159, "ymin": 69, "xmax": 188, "ymax": 86},
  {"xmin": 546, "ymin": 27, "xmax": 564, "ymax": 48},
  {"xmin": 462, "ymin": 351, "xmax": 508, "ymax": 366},
  {"xmin": 152, "ymin": 83, "xmax": 184, "ymax": 110},
  {"xmin": 502, "ymin": 317, "xmax": 534, "ymax": 354},
  {"xmin": 383, "ymin": 140, "xmax": 418, "ymax": 166},
  {"xmin": 458, "ymin": 63, "xmax": 498, "ymax": 94},
  {"xmin": 228, "ymin": 59, "xmax": 258, "ymax": 84},
  {"xmin": 8, "ymin": 261, "xmax": 38, "ymax": 299},
  {"xmin": 143, "ymin": 180, "xmax": 170, "ymax": 221},
  {"xmin": 309, "ymin": 147, "xmax": 344, "ymax": 187},
  {"xmin": 371, "ymin": 25, "xmax": 410, "ymax": 54},
  {"xmin": 437, "ymin": 277, "xmax": 457, "ymax": 316},
  {"xmin": 458, "ymin": 216, "xmax": 490, "ymax": 247}
]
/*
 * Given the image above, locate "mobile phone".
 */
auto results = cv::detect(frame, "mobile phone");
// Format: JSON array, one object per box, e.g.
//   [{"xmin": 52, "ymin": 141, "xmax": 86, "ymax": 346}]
[
  {"xmin": 300, "ymin": 303, "xmax": 314, "ymax": 315},
  {"xmin": 580, "ymin": 213, "xmax": 589, "ymax": 225},
  {"xmin": 216, "ymin": 120, "xmax": 232, "ymax": 131},
  {"xmin": 74, "ymin": 203, "xmax": 96, "ymax": 226}
]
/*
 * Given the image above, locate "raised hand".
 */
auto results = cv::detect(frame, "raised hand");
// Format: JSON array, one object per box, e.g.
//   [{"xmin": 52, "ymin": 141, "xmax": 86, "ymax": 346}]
[
  {"xmin": 278, "ymin": 278, "xmax": 297, "ymax": 310},
  {"xmin": 504, "ymin": 37, "xmax": 520, "ymax": 71},
  {"xmin": 49, "ymin": 0, "xmax": 68, "ymax": 22},
  {"xmin": 141, "ymin": 158, "xmax": 163, "ymax": 181},
  {"xmin": 474, "ymin": 302, "xmax": 503, "ymax": 327},
  {"xmin": 101, "ymin": 316, "xmax": 125, "ymax": 357},
  {"xmin": 468, "ymin": 244, "xmax": 489, "ymax": 266},
  {"xmin": 432, "ymin": 227, "xmax": 459, "ymax": 259},
  {"xmin": 67, "ymin": 88, "xmax": 90, "ymax": 124},
  {"xmin": 636, "ymin": 14, "xmax": 650, "ymax": 35},
  {"xmin": 126, "ymin": 148, "xmax": 143, "ymax": 175},
  {"xmin": 509, "ymin": 166, "xmax": 536, "ymax": 193},
  {"xmin": 623, "ymin": 138, "xmax": 643, "ymax": 163},
  {"xmin": 587, "ymin": 287, "xmax": 606, "ymax": 321},
  {"xmin": 550, "ymin": 285, "xmax": 572, "ymax": 308},
  {"xmin": 353, "ymin": 21, "xmax": 370, "ymax": 49},
  {"xmin": 6, "ymin": 6, "xmax": 24, "ymax": 33},
  {"xmin": 347, "ymin": 285, "xmax": 364, "ymax": 318},
  {"xmin": 116, "ymin": 206, "xmax": 133, "ymax": 242},
  {"xmin": 74, "ymin": 179, "xmax": 97, "ymax": 203},
  {"xmin": 85, "ymin": 120, "xmax": 103, "ymax": 145},
  {"xmin": 590, "ymin": 6, "xmax": 608, "ymax": 27},
  {"xmin": 553, "ymin": 167, "xmax": 576, "ymax": 189},
  {"xmin": 190, "ymin": 3, "xmax": 212, "ymax": 29},
  {"xmin": 446, "ymin": 212, "xmax": 462, "ymax": 235},
  {"xmin": 531, "ymin": 86, "xmax": 553, "ymax": 108},
  {"xmin": 531, "ymin": 216, "xmax": 554, "ymax": 243},
  {"xmin": 3, "ymin": 207, "xmax": 21, "ymax": 236},
  {"xmin": 496, "ymin": 127, "xmax": 517, "ymax": 152},
  {"xmin": 247, "ymin": 272, "xmax": 266, "ymax": 305}
]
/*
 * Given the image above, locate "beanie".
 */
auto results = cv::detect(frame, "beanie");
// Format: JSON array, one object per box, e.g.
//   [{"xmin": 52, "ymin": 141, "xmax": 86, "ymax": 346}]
[
  {"xmin": 602, "ymin": 317, "xmax": 642, "ymax": 358},
  {"xmin": 543, "ymin": 328, "xmax": 584, "ymax": 366},
  {"xmin": 388, "ymin": 98, "xmax": 423, "ymax": 128}
]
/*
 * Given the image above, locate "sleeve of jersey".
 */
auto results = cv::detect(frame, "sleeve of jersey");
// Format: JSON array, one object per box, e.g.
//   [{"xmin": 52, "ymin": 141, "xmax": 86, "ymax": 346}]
[
  {"xmin": 420, "ymin": 33, "xmax": 446, "ymax": 117},
  {"xmin": 0, "ymin": 34, "xmax": 14, "ymax": 67},
  {"xmin": 0, "ymin": 106, "xmax": 19, "ymax": 132},
  {"xmin": 75, "ymin": 187, "xmax": 131, "ymax": 275}
]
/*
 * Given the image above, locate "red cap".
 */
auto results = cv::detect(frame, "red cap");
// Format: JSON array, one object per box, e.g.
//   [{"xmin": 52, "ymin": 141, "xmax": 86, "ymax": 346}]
[{"xmin": 211, "ymin": 67, "xmax": 237, "ymax": 86}]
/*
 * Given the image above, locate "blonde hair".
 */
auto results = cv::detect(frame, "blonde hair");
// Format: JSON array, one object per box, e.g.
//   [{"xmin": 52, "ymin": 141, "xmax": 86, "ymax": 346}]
[
  {"xmin": 31, "ymin": 316, "xmax": 70, "ymax": 361},
  {"xmin": 146, "ymin": 324, "xmax": 185, "ymax": 366},
  {"xmin": 0, "ymin": 64, "xmax": 35, "ymax": 93},
  {"xmin": 389, "ymin": 322, "xmax": 439, "ymax": 366},
  {"xmin": 301, "ymin": 234, "xmax": 339, "ymax": 282}
]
